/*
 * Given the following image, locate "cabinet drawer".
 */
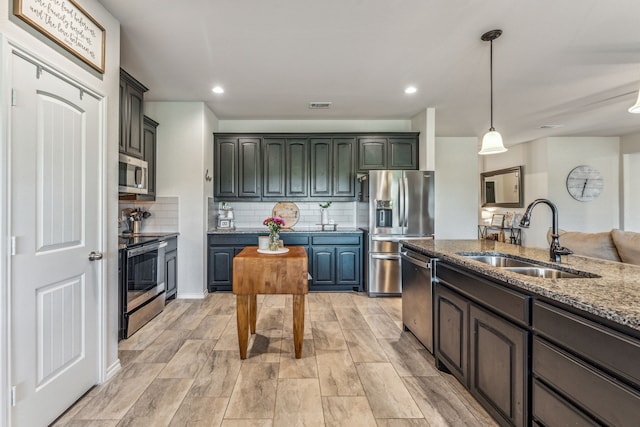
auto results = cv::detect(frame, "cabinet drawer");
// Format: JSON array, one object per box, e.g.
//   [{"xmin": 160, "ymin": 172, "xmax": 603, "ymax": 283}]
[
  {"xmin": 208, "ymin": 234, "xmax": 258, "ymax": 246},
  {"xmin": 280, "ymin": 234, "xmax": 309, "ymax": 245},
  {"xmin": 437, "ymin": 263, "xmax": 530, "ymax": 325},
  {"xmin": 312, "ymin": 235, "xmax": 360, "ymax": 245},
  {"xmin": 532, "ymin": 379, "xmax": 597, "ymax": 427},
  {"xmin": 533, "ymin": 337, "xmax": 640, "ymax": 426},
  {"xmin": 163, "ymin": 236, "xmax": 178, "ymax": 252},
  {"xmin": 533, "ymin": 300, "xmax": 640, "ymax": 388}
]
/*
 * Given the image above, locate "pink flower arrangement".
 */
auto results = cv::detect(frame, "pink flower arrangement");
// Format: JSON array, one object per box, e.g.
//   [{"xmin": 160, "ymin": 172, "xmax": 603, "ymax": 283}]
[{"xmin": 263, "ymin": 216, "xmax": 285, "ymax": 235}]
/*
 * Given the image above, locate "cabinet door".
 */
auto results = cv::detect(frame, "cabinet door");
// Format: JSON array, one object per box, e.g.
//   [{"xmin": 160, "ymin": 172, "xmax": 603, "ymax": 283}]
[
  {"xmin": 434, "ymin": 284, "xmax": 469, "ymax": 385},
  {"xmin": 125, "ymin": 84, "xmax": 145, "ymax": 159},
  {"xmin": 388, "ymin": 137, "xmax": 417, "ymax": 169},
  {"xmin": 214, "ymin": 137, "xmax": 237, "ymax": 198},
  {"xmin": 165, "ymin": 250, "xmax": 177, "ymax": 299},
  {"xmin": 207, "ymin": 247, "xmax": 234, "ymax": 291},
  {"xmin": 469, "ymin": 304, "xmax": 528, "ymax": 427},
  {"xmin": 333, "ymin": 138, "xmax": 356, "ymax": 197},
  {"xmin": 312, "ymin": 246, "xmax": 335, "ymax": 285},
  {"xmin": 286, "ymin": 138, "xmax": 308, "ymax": 197},
  {"xmin": 238, "ymin": 138, "xmax": 261, "ymax": 199},
  {"xmin": 143, "ymin": 117, "xmax": 158, "ymax": 200},
  {"xmin": 119, "ymin": 78, "xmax": 127, "ymax": 153},
  {"xmin": 336, "ymin": 246, "xmax": 360, "ymax": 285},
  {"xmin": 310, "ymin": 138, "xmax": 332, "ymax": 197},
  {"xmin": 358, "ymin": 138, "xmax": 387, "ymax": 170},
  {"xmin": 262, "ymin": 138, "xmax": 285, "ymax": 198}
]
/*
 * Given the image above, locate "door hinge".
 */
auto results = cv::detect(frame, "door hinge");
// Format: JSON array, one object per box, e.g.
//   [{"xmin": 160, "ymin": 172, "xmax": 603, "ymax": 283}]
[
  {"xmin": 10, "ymin": 236, "xmax": 16, "ymax": 256},
  {"xmin": 10, "ymin": 385, "xmax": 16, "ymax": 407},
  {"xmin": 11, "ymin": 89, "xmax": 16, "ymax": 107}
]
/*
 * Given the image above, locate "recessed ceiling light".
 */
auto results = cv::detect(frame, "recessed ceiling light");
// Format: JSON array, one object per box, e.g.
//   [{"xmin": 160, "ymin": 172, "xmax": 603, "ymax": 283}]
[
  {"xmin": 212, "ymin": 86, "xmax": 224, "ymax": 94},
  {"xmin": 404, "ymin": 86, "xmax": 417, "ymax": 94},
  {"xmin": 539, "ymin": 124, "xmax": 564, "ymax": 129}
]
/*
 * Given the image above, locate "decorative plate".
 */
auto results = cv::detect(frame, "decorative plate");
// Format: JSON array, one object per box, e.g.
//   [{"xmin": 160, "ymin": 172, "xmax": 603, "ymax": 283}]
[
  {"xmin": 257, "ymin": 247, "xmax": 290, "ymax": 254},
  {"xmin": 272, "ymin": 202, "xmax": 299, "ymax": 229}
]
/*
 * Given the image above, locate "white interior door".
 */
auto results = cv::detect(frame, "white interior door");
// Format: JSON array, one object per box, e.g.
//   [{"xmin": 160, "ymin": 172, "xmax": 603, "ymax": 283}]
[{"xmin": 10, "ymin": 52, "xmax": 102, "ymax": 426}]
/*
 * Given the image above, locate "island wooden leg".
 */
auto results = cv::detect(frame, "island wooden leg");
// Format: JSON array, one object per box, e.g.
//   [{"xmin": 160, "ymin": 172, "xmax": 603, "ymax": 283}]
[
  {"xmin": 236, "ymin": 295, "xmax": 249, "ymax": 359},
  {"xmin": 249, "ymin": 294, "xmax": 257, "ymax": 334},
  {"xmin": 293, "ymin": 294, "xmax": 305, "ymax": 359}
]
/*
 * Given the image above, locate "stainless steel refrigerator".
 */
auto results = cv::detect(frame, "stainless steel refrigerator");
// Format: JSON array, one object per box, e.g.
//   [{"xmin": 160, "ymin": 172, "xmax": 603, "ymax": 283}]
[{"xmin": 359, "ymin": 170, "xmax": 434, "ymax": 296}]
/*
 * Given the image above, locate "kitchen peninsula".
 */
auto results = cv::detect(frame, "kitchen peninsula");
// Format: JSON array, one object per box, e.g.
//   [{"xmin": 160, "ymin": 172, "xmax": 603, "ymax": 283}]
[{"xmin": 402, "ymin": 238, "xmax": 640, "ymax": 427}]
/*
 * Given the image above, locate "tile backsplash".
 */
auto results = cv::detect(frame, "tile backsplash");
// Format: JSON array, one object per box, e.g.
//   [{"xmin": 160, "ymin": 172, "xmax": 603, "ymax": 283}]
[
  {"xmin": 119, "ymin": 196, "xmax": 179, "ymax": 234},
  {"xmin": 208, "ymin": 200, "xmax": 358, "ymax": 230}
]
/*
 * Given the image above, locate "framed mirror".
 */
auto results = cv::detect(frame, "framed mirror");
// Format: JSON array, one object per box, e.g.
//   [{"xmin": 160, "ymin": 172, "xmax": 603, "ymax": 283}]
[{"xmin": 481, "ymin": 166, "xmax": 523, "ymax": 208}]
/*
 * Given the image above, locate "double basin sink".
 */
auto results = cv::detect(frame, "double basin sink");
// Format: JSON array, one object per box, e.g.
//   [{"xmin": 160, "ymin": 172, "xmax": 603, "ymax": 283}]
[{"xmin": 457, "ymin": 253, "xmax": 600, "ymax": 279}]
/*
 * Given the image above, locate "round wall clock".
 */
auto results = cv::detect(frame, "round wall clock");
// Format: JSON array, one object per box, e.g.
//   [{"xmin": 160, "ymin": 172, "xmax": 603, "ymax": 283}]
[{"xmin": 566, "ymin": 165, "xmax": 603, "ymax": 202}]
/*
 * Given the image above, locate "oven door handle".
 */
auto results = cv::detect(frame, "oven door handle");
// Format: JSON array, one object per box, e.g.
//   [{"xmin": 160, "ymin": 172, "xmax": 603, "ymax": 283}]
[{"xmin": 127, "ymin": 241, "xmax": 166, "ymax": 258}]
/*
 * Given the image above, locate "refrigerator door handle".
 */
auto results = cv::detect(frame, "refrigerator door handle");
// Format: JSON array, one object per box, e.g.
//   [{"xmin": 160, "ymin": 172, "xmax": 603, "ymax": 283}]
[
  {"xmin": 398, "ymin": 174, "xmax": 405, "ymax": 228},
  {"xmin": 403, "ymin": 176, "xmax": 409, "ymax": 228},
  {"xmin": 371, "ymin": 254, "xmax": 401, "ymax": 260}
]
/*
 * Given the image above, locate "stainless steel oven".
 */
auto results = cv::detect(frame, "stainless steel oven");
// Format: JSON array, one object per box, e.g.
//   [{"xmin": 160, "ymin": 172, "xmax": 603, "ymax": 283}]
[{"xmin": 123, "ymin": 240, "xmax": 167, "ymax": 338}]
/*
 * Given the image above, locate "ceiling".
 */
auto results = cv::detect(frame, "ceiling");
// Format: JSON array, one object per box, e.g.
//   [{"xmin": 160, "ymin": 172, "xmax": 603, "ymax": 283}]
[{"xmin": 97, "ymin": 0, "xmax": 640, "ymax": 145}]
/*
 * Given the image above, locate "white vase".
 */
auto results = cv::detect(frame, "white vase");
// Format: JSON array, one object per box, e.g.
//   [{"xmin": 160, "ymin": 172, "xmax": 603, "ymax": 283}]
[{"xmin": 321, "ymin": 209, "xmax": 329, "ymax": 225}]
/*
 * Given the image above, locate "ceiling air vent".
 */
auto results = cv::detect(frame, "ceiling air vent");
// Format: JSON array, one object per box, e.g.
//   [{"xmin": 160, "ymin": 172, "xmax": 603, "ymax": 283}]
[{"xmin": 309, "ymin": 101, "xmax": 332, "ymax": 109}]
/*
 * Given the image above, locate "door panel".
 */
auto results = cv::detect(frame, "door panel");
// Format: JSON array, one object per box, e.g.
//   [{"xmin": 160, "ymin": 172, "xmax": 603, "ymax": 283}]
[{"xmin": 11, "ymin": 52, "xmax": 102, "ymax": 426}]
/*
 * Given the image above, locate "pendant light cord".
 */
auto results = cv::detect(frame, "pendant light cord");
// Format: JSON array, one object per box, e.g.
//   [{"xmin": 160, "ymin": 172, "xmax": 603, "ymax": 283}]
[{"xmin": 489, "ymin": 39, "xmax": 494, "ymax": 131}]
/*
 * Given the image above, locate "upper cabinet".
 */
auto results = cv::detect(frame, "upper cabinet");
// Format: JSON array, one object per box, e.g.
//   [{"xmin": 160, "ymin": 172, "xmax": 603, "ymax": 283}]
[
  {"xmin": 142, "ymin": 116, "xmax": 159, "ymax": 201},
  {"xmin": 214, "ymin": 136, "xmax": 261, "ymax": 200},
  {"xmin": 213, "ymin": 132, "xmax": 416, "ymax": 201},
  {"xmin": 119, "ymin": 69, "xmax": 148, "ymax": 159},
  {"xmin": 358, "ymin": 135, "xmax": 418, "ymax": 170}
]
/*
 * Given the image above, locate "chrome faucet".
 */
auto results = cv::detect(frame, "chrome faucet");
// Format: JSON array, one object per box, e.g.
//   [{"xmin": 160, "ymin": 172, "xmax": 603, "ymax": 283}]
[{"xmin": 519, "ymin": 198, "xmax": 573, "ymax": 263}]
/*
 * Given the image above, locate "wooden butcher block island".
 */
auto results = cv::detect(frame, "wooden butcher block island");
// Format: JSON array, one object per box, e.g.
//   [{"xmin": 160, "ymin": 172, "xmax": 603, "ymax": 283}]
[{"xmin": 232, "ymin": 246, "xmax": 309, "ymax": 359}]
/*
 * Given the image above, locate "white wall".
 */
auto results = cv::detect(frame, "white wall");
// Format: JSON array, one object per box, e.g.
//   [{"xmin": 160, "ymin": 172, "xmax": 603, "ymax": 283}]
[
  {"xmin": 0, "ymin": 0, "xmax": 121, "ymax": 422},
  {"xmin": 481, "ymin": 137, "xmax": 620, "ymax": 248},
  {"xmin": 218, "ymin": 119, "xmax": 411, "ymax": 133},
  {"xmin": 435, "ymin": 137, "xmax": 479, "ymax": 239},
  {"xmin": 411, "ymin": 108, "xmax": 436, "ymax": 170},
  {"xmin": 144, "ymin": 102, "xmax": 218, "ymax": 298},
  {"xmin": 621, "ymin": 132, "xmax": 640, "ymax": 231}
]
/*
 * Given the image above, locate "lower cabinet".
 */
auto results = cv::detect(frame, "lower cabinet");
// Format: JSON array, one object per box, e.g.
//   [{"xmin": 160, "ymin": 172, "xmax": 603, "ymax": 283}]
[
  {"xmin": 469, "ymin": 304, "xmax": 527, "ymax": 427},
  {"xmin": 434, "ymin": 262, "xmax": 529, "ymax": 427},
  {"xmin": 164, "ymin": 237, "xmax": 178, "ymax": 299},
  {"xmin": 207, "ymin": 232, "xmax": 362, "ymax": 292},
  {"xmin": 532, "ymin": 301, "xmax": 640, "ymax": 426}
]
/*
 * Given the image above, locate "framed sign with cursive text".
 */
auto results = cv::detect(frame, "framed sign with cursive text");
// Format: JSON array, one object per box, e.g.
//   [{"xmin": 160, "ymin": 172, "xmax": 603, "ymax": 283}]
[{"xmin": 14, "ymin": 0, "xmax": 105, "ymax": 73}]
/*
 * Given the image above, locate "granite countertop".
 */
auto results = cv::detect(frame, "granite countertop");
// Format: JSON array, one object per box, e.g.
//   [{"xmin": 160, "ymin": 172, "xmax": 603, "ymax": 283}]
[
  {"xmin": 208, "ymin": 228, "xmax": 363, "ymax": 234},
  {"xmin": 401, "ymin": 239, "xmax": 640, "ymax": 333}
]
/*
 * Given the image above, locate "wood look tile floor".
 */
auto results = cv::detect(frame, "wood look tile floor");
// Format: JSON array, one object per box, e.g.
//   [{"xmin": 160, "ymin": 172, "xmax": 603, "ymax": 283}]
[{"xmin": 53, "ymin": 293, "xmax": 497, "ymax": 427}]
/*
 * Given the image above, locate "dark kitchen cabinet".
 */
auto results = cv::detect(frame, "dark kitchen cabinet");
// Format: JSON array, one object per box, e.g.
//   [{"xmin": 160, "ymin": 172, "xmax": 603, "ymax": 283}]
[
  {"xmin": 434, "ymin": 283, "xmax": 469, "ymax": 385},
  {"xmin": 532, "ymin": 301, "xmax": 640, "ymax": 426},
  {"xmin": 358, "ymin": 134, "xmax": 418, "ymax": 170},
  {"xmin": 434, "ymin": 262, "xmax": 530, "ymax": 427},
  {"xmin": 119, "ymin": 69, "xmax": 148, "ymax": 159},
  {"xmin": 164, "ymin": 236, "xmax": 178, "ymax": 299},
  {"xmin": 332, "ymin": 138, "xmax": 357, "ymax": 198},
  {"xmin": 309, "ymin": 137, "xmax": 356, "ymax": 199},
  {"xmin": 262, "ymin": 138, "xmax": 308, "ymax": 199},
  {"xmin": 214, "ymin": 136, "xmax": 261, "ymax": 200},
  {"xmin": 310, "ymin": 138, "xmax": 332, "ymax": 198},
  {"xmin": 469, "ymin": 304, "xmax": 527, "ymax": 427},
  {"xmin": 142, "ymin": 116, "xmax": 158, "ymax": 200},
  {"xmin": 207, "ymin": 232, "xmax": 362, "ymax": 292}
]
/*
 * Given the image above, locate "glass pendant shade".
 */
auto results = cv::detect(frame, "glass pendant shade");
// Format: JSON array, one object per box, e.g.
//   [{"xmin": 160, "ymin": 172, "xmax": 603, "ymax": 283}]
[
  {"xmin": 479, "ymin": 129, "xmax": 507, "ymax": 155},
  {"xmin": 629, "ymin": 90, "xmax": 640, "ymax": 113}
]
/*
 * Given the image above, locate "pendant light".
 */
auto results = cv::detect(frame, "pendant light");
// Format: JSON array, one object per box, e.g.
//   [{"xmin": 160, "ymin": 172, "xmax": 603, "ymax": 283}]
[
  {"xmin": 629, "ymin": 89, "xmax": 640, "ymax": 113},
  {"xmin": 479, "ymin": 29, "xmax": 508, "ymax": 155}
]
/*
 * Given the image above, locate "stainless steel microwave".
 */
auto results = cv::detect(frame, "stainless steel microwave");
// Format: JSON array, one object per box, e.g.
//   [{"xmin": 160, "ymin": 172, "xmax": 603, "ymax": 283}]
[{"xmin": 119, "ymin": 154, "xmax": 148, "ymax": 194}]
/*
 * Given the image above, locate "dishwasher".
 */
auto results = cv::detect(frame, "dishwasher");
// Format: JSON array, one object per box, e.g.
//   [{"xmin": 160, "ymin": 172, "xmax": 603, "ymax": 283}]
[{"xmin": 401, "ymin": 247, "xmax": 435, "ymax": 352}]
